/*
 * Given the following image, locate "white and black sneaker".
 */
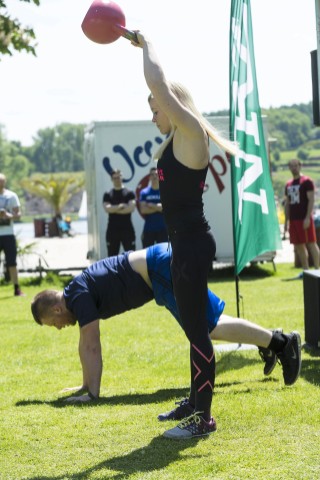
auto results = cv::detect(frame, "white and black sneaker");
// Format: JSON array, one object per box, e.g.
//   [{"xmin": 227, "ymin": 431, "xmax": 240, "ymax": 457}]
[
  {"xmin": 277, "ymin": 331, "xmax": 302, "ymax": 386},
  {"xmin": 163, "ymin": 412, "xmax": 217, "ymax": 439}
]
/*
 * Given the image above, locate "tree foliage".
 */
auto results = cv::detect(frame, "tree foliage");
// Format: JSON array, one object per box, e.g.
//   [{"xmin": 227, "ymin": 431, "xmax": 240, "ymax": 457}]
[
  {"xmin": 0, "ymin": 123, "xmax": 85, "ymax": 177},
  {"xmin": 20, "ymin": 174, "xmax": 85, "ymax": 216},
  {"xmin": 0, "ymin": 127, "xmax": 32, "ymax": 197},
  {"xmin": 0, "ymin": 0, "xmax": 40, "ymax": 58},
  {"xmin": 0, "ymin": 103, "xmax": 318, "ymax": 181},
  {"xmin": 31, "ymin": 124, "xmax": 85, "ymax": 173},
  {"xmin": 209, "ymin": 102, "xmax": 316, "ymax": 156},
  {"xmin": 266, "ymin": 106, "xmax": 312, "ymax": 150}
]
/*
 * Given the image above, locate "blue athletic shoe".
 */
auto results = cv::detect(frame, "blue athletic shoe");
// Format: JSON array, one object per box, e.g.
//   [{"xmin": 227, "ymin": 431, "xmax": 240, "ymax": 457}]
[{"xmin": 158, "ymin": 398, "xmax": 194, "ymax": 422}]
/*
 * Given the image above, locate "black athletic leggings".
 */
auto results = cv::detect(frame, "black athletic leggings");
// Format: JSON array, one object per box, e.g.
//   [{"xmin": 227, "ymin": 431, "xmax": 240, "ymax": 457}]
[{"xmin": 169, "ymin": 229, "xmax": 216, "ymax": 420}]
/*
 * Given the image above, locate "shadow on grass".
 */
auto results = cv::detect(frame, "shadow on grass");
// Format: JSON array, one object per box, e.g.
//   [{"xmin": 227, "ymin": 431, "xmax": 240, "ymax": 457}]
[
  {"xmin": 16, "ymin": 354, "xmax": 271, "ymax": 408},
  {"xmin": 15, "ymin": 387, "xmax": 189, "ymax": 408},
  {"xmin": 209, "ymin": 263, "xmax": 275, "ymax": 282},
  {"xmin": 16, "ymin": 356, "xmax": 277, "ymax": 409},
  {"xmin": 24, "ymin": 435, "xmax": 203, "ymax": 480},
  {"xmin": 16, "ymin": 376, "xmax": 279, "ymax": 410},
  {"xmin": 300, "ymin": 358, "xmax": 320, "ymax": 386},
  {"xmin": 216, "ymin": 349, "xmax": 260, "ymax": 374},
  {"xmin": 0, "ymin": 295, "xmax": 16, "ymax": 301}
]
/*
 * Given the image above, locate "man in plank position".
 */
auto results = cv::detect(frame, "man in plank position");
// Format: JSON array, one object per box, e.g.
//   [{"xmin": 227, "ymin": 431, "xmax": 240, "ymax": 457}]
[{"xmin": 31, "ymin": 243, "xmax": 301, "ymax": 428}]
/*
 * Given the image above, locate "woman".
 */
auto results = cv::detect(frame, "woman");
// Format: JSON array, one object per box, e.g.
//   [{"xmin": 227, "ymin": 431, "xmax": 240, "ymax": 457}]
[{"xmin": 133, "ymin": 33, "xmax": 237, "ymax": 439}]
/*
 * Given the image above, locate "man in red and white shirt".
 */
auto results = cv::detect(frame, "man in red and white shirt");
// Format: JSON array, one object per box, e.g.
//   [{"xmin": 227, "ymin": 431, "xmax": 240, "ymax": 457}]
[{"xmin": 284, "ymin": 159, "xmax": 319, "ymax": 270}]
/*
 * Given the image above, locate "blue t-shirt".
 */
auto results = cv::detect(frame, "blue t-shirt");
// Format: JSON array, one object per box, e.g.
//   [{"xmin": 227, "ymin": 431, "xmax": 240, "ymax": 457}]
[
  {"xmin": 146, "ymin": 243, "xmax": 225, "ymax": 332},
  {"xmin": 139, "ymin": 186, "xmax": 166, "ymax": 232}
]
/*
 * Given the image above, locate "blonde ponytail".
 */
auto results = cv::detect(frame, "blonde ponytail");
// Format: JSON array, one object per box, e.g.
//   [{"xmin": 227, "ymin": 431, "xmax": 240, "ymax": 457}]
[{"xmin": 149, "ymin": 82, "xmax": 237, "ymax": 160}]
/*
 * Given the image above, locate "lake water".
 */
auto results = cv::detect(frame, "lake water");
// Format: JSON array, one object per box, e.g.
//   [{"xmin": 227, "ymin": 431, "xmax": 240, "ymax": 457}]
[{"xmin": 14, "ymin": 219, "xmax": 88, "ymax": 240}]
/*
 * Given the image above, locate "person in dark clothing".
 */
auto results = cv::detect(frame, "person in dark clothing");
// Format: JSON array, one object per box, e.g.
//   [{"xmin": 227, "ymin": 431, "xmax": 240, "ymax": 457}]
[
  {"xmin": 103, "ymin": 170, "xmax": 136, "ymax": 256},
  {"xmin": 132, "ymin": 33, "xmax": 301, "ymax": 439}
]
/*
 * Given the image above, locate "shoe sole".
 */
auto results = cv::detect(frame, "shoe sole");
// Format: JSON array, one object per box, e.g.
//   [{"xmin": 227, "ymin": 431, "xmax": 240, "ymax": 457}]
[
  {"xmin": 264, "ymin": 356, "xmax": 277, "ymax": 376},
  {"xmin": 163, "ymin": 426, "xmax": 217, "ymax": 439}
]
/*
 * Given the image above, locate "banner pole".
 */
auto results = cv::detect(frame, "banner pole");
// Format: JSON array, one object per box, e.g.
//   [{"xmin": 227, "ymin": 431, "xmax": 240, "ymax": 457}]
[{"xmin": 235, "ymin": 274, "xmax": 240, "ymax": 318}]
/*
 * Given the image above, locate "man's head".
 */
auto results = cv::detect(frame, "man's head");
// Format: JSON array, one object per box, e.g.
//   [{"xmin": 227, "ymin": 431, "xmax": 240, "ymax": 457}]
[
  {"xmin": 288, "ymin": 159, "xmax": 301, "ymax": 179},
  {"xmin": 149, "ymin": 167, "xmax": 159, "ymax": 187},
  {"xmin": 111, "ymin": 170, "xmax": 123, "ymax": 190},
  {"xmin": 31, "ymin": 290, "xmax": 77, "ymax": 329}
]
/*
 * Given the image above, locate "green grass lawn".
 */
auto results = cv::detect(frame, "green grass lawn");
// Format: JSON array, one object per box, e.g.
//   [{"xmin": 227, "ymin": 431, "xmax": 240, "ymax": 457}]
[{"xmin": 1, "ymin": 263, "xmax": 320, "ymax": 480}]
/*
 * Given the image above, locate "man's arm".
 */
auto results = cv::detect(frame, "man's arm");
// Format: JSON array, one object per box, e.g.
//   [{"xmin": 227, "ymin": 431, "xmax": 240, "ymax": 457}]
[
  {"xmin": 65, "ymin": 319, "xmax": 102, "ymax": 403},
  {"xmin": 304, "ymin": 190, "xmax": 315, "ymax": 230},
  {"xmin": 0, "ymin": 205, "xmax": 21, "ymax": 222},
  {"xmin": 12, "ymin": 205, "xmax": 21, "ymax": 220},
  {"xmin": 79, "ymin": 319, "xmax": 102, "ymax": 397},
  {"xmin": 103, "ymin": 200, "xmax": 136, "ymax": 214},
  {"xmin": 115, "ymin": 199, "xmax": 136, "ymax": 214},
  {"xmin": 283, "ymin": 196, "xmax": 290, "ymax": 235},
  {"xmin": 140, "ymin": 201, "xmax": 162, "ymax": 215}
]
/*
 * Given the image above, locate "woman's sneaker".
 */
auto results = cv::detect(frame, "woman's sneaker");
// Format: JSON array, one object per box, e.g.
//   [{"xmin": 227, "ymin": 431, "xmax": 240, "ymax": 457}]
[
  {"xmin": 158, "ymin": 398, "xmax": 194, "ymax": 421},
  {"xmin": 163, "ymin": 412, "xmax": 217, "ymax": 439}
]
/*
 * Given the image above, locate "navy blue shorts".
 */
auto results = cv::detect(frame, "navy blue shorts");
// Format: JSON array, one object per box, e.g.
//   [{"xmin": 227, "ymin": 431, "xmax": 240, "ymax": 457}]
[{"xmin": 0, "ymin": 235, "xmax": 17, "ymax": 267}]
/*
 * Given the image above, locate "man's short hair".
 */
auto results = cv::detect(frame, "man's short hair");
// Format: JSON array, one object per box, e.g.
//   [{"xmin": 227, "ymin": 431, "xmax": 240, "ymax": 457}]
[
  {"xmin": 31, "ymin": 290, "xmax": 58, "ymax": 326},
  {"xmin": 288, "ymin": 159, "xmax": 301, "ymax": 167},
  {"xmin": 111, "ymin": 169, "xmax": 122, "ymax": 179}
]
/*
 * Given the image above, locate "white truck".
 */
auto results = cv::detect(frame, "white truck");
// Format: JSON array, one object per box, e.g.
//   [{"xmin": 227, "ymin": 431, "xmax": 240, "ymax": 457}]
[{"xmin": 83, "ymin": 117, "xmax": 275, "ymax": 266}]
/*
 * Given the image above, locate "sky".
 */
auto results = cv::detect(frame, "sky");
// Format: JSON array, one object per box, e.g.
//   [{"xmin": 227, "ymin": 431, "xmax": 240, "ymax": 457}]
[{"xmin": 0, "ymin": 0, "xmax": 318, "ymax": 145}]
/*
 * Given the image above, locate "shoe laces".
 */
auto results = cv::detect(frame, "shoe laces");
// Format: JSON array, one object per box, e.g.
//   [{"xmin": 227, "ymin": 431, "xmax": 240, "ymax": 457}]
[
  {"xmin": 175, "ymin": 398, "xmax": 189, "ymax": 407},
  {"xmin": 179, "ymin": 411, "xmax": 204, "ymax": 429}
]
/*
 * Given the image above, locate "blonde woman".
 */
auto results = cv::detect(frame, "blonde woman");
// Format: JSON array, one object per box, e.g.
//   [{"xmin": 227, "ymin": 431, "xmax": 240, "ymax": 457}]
[{"xmin": 133, "ymin": 33, "xmax": 237, "ymax": 439}]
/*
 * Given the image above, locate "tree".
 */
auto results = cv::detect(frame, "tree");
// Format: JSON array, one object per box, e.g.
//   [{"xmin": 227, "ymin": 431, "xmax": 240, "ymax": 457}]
[
  {"xmin": 30, "ymin": 124, "xmax": 85, "ymax": 173},
  {"xmin": 266, "ymin": 106, "xmax": 312, "ymax": 150},
  {"xmin": 0, "ymin": 0, "xmax": 39, "ymax": 58},
  {"xmin": 20, "ymin": 174, "xmax": 84, "ymax": 217},
  {"xmin": 0, "ymin": 126, "xmax": 32, "ymax": 197}
]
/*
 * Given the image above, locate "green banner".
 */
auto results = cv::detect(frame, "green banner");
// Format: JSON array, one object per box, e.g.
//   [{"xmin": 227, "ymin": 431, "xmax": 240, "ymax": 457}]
[{"xmin": 229, "ymin": 0, "xmax": 281, "ymax": 275}]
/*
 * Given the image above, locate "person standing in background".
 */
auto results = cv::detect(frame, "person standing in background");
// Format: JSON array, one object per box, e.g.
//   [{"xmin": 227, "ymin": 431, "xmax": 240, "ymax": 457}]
[
  {"xmin": 103, "ymin": 170, "xmax": 136, "ymax": 256},
  {"xmin": 284, "ymin": 159, "xmax": 319, "ymax": 271},
  {"xmin": 0, "ymin": 173, "xmax": 24, "ymax": 296},
  {"xmin": 139, "ymin": 167, "xmax": 167, "ymax": 247}
]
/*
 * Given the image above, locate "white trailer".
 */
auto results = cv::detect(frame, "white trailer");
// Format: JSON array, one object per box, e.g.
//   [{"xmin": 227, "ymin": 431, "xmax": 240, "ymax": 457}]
[{"xmin": 83, "ymin": 117, "xmax": 275, "ymax": 265}]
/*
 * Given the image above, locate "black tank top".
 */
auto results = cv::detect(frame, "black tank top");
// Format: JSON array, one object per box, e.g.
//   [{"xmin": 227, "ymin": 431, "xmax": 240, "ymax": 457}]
[{"xmin": 157, "ymin": 140, "xmax": 209, "ymax": 233}]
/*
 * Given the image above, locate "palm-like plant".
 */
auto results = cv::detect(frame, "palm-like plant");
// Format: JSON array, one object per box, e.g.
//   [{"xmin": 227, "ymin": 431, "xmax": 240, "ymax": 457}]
[{"xmin": 21, "ymin": 174, "xmax": 84, "ymax": 217}]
